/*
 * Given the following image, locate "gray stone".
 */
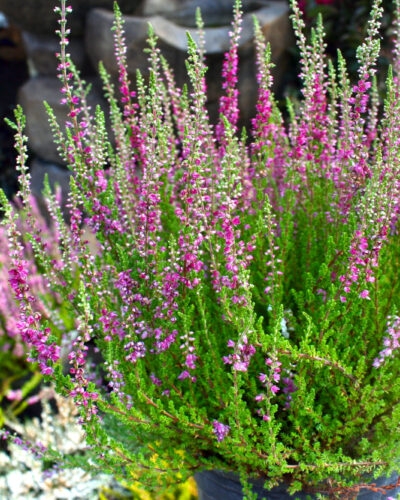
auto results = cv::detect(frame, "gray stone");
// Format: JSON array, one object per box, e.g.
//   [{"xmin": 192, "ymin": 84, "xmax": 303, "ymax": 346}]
[
  {"xmin": 141, "ymin": 0, "xmax": 182, "ymax": 16},
  {"xmin": 148, "ymin": 2, "xmax": 290, "ymax": 56},
  {"xmin": 18, "ymin": 76, "xmax": 107, "ymax": 164},
  {"xmin": 22, "ymin": 32, "xmax": 89, "ymax": 77},
  {"xmin": 142, "ymin": 0, "xmax": 274, "ymax": 27},
  {"xmin": 0, "ymin": 0, "xmax": 143, "ymax": 37},
  {"xmin": 86, "ymin": 1, "xmax": 291, "ymax": 123},
  {"xmin": 30, "ymin": 158, "xmax": 71, "ymax": 221},
  {"xmin": 86, "ymin": 8, "xmax": 151, "ymax": 78},
  {"xmin": 0, "ymin": 11, "xmax": 7, "ymax": 29}
]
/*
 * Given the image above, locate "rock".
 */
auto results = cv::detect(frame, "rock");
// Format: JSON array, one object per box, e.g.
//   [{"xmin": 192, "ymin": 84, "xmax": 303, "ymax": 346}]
[
  {"xmin": 142, "ymin": 0, "xmax": 274, "ymax": 27},
  {"xmin": 85, "ymin": 8, "xmax": 151, "ymax": 78},
  {"xmin": 0, "ymin": 12, "xmax": 7, "ymax": 29},
  {"xmin": 18, "ymin": 76, "xmax": 107, "ymax": 164},
  {"xmin": 147, "ymin": 2, "xmax": 290, "ymax": 56},
  {"xmin": 0, "ymin": 0, "xmax": 143, "ymax": 37},
  {"xmin": 86, "ymin": 1, "xmax": 291, "ymax": 123},
  {"xmin": 22, "ymin": 32, "xmax": 89, "ymax": 76},
  {"xmin": 30, "ymin": 158, "xmax": 71, "ymax": 220},
  {"xmin": 142, "ymin": 0, "xmax": 241, "ymax": 25}
]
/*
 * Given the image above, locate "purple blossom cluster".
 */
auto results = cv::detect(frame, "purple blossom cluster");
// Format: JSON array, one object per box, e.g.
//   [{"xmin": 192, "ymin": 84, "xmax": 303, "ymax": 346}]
[
  {"xmin": 2, "ymin": 199, "xmax": 71, "ymax": 377},
  {"xmin": 223, "ymin": 337, "xmax": 256, "ymax": 372},
  {"xmin": 212, "ymin": 420, "xmax": 230, "ymax": 442}
]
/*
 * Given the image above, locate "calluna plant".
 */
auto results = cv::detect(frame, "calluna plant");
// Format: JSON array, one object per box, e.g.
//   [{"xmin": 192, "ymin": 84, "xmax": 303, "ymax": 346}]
[
  {"xmin": 0, "ymin": 195, "xmax": 75, "ymax": 426},
  {"xmin": 3, "ymin": 0, "xmax": 400, "ymax": 496}
]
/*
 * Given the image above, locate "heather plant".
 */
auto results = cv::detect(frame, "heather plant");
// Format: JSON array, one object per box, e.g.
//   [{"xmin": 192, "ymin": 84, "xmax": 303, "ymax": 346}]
[
  {"xmin": 3, "ymin": 0, "xmax": 400, "ymax": 497},
  {"xmin": 0, "ymin": 192, "xmax": 76, "ymax": 426}
]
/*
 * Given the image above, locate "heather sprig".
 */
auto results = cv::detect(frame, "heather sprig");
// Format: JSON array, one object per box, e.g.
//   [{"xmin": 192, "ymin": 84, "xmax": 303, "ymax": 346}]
[
  {"xmin": 4, "ymin": 0, "xmax": 400, "ymax": 496},
  {"xmin": 0, "ymin": 189, "xmax": 79, "ymax": 425},
  {"xmin": 216, "ymin": 0, "xmax": 242, "ymax": 143}
]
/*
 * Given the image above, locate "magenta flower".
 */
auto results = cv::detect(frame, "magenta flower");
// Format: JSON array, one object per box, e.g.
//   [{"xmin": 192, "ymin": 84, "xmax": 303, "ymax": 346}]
[{"xmin": 212, "ymin": 421, "xmax": 230, "ymax": 442}]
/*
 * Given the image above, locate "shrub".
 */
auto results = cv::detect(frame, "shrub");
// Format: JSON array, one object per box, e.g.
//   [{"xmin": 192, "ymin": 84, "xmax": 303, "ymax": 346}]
[
  {"xmin": 0, "ymin": 193, "xmax": 76, "ymax": 426},
  {"xmin": 3, "ymin": 0, "xmax": 400, "ymax": 496}
]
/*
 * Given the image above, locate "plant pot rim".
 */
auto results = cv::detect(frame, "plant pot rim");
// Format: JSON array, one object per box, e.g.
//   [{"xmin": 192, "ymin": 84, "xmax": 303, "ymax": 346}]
[{"xmin": 194, "ymin": 469, "xmax": 400, "ymax": 499}]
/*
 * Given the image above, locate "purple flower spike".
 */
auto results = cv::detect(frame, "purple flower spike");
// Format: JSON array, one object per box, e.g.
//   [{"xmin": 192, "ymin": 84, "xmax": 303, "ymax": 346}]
[{"xmin": 212, "ymin": 420, "xmax": 230, "ymax": 442}]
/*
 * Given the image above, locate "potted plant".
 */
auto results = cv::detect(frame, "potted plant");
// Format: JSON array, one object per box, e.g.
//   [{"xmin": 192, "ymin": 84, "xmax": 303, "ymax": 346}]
[{"xmin": 3, "ymin": 0, "xmax": 400, "ymax": 497}]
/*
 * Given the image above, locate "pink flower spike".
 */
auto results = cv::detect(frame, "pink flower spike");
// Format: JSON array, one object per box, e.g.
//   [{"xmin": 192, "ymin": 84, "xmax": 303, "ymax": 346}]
[{"xmin": 359, "ymin": 290, "xmax": 370, "ymax": 300}]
